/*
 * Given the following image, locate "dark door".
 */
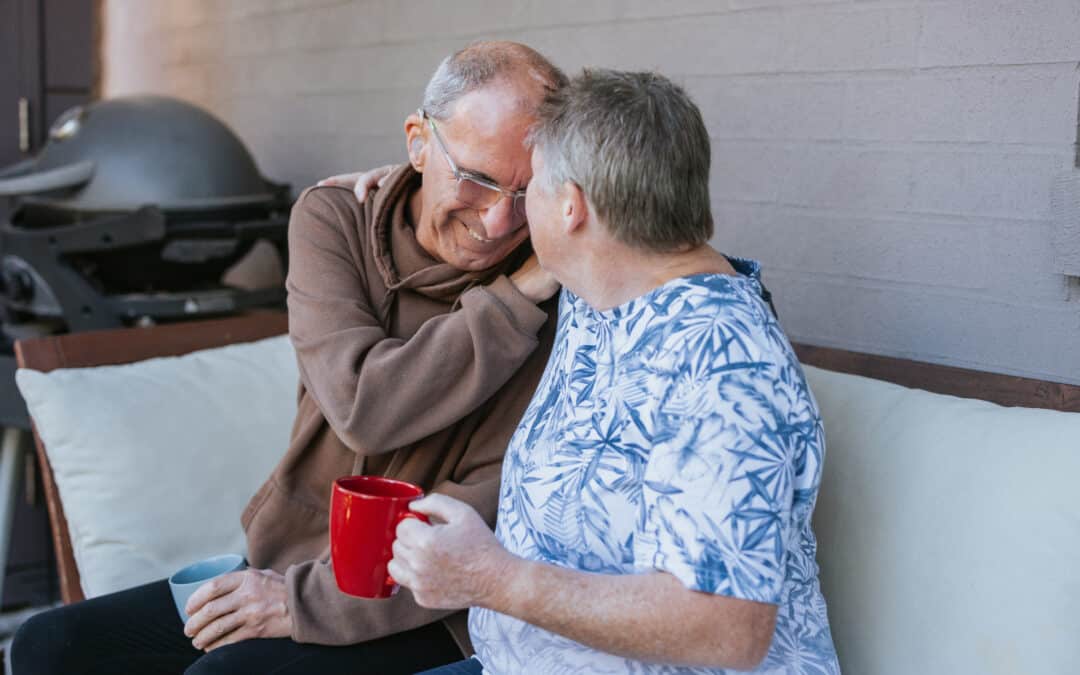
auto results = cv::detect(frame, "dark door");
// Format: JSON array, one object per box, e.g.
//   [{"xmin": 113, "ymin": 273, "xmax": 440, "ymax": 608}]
[
  {"xmin": 0, "ymin": 0, "xmax": 20, "ymax": 170},
  {"xmin": 40, "ymin": 0, "xmax": 97, "ymax": 138},
  {"xmin": 0, "ymin": 0, "xmax": 36, "ymax": 173},
  {"xmin": 1, "ymin": 0, "xmax": 96, "ymax": 170},
  {"xmin": 0, "ymin": 0, "xmax": 97, "ymax": 610}
]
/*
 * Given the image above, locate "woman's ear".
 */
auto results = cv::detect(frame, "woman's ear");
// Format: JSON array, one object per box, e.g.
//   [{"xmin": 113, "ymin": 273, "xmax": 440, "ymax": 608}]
[{"xmin": 562, "ymin": 182, "xmax": 588, "ymax": 234}]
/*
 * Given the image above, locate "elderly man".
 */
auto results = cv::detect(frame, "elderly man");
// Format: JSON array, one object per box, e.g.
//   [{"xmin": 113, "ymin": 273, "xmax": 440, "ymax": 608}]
[
  {"xmin": 388, "ymin": 70, "xmax": 841, "ymax": 674},
  {"xmin": 12, "ymin": 41, "xmax": 564, "ymax": 675}
]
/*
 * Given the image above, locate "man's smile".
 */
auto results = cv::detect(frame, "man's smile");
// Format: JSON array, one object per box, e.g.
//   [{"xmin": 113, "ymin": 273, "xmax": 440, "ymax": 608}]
[
  {"xmin": 463, "ymin": 222, "xmax": 492, "ymax": 243},
  {"xmin": 454, "ymin": 216, "xmax": 518, "ymax": 247}
]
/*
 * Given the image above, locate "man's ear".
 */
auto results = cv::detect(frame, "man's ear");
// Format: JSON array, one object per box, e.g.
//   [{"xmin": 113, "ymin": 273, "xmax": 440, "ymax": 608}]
[
  {"xmin": 404, "ymin": 113, "xmax": 426, "ymax": 171},
  {"xmin": 562, "ymin": 182, "xmax": 588, "ymax": 234}
]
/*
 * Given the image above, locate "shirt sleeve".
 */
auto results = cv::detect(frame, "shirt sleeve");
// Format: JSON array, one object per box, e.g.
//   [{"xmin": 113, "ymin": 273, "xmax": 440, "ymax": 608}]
[{"xmin": 632, "ymin": 344, "xmax": 809, "ymax": 606}]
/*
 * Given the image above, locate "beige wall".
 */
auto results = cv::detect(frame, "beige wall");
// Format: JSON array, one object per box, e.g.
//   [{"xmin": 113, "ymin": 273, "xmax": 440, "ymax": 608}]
[{"xmin": 101, "ymin": 0, "xmax": 1080, "ymax": 384}]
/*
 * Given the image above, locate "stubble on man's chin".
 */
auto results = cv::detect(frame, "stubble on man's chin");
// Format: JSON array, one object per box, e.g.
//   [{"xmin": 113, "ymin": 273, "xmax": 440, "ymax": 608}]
[
  {"xmin": 448, "ymin": 226, "xmax": 529, "ymax": 272},
  {"xmin": 452, "ymin": 249, "xmax": 511, "ymax": 273}
]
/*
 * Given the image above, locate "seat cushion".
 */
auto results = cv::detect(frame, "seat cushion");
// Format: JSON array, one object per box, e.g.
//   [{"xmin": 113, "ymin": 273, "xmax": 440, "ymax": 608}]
[
  {"xmin": 804, "ymin": 365, "xmax": 1080, "ymax": 675},
  {"xmin": 16, "ymin": 335, "xmax": 297, "ymax": 599}
]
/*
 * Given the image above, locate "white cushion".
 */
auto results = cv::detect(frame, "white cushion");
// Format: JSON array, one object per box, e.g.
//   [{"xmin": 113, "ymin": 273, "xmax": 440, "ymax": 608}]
[
  {"xmin": 16, "ymin": 335, "xmax": 297, "ymax": 599},
  {"xmin": 804, "ymin": 365, "xmax": 1080, "ymax": 675}
]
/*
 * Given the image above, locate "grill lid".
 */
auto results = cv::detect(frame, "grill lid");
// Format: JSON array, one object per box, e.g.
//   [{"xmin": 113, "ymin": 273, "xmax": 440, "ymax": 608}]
[{"xmin": 0, "ymin": 95, "xmax": 279, "ymax": 212}]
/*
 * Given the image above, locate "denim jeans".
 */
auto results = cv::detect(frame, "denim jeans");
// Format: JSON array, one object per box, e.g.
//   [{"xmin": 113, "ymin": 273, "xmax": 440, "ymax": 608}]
[{"xmin": 415, "ymin": 656, "xmax": 483, "ymax": 675}]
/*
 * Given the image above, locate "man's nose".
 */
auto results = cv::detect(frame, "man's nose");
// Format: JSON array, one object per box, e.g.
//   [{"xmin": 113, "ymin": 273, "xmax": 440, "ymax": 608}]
[{"xmin": 477, "ymin": 196, "xmax": 522, "ymax": 240}]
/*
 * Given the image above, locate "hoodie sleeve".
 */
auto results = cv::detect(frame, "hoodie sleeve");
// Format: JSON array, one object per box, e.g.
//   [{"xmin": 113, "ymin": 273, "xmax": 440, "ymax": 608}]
[
  {"xmin": 282, "ymin": 466, "xmax": 499, "ymax": 647},
  {"xmin": 286, "ymin": 187, "xmax": 548, "ymax": 456},
  {"xmin": 285, "ymin": 314, "xmax": 555, "ymax": 646}
]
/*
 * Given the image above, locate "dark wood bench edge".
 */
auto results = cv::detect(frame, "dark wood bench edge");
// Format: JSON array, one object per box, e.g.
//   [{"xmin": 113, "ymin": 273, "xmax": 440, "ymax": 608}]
[{"xmin": 793, "ymin": 342, "xmax": 1080, "ymax": 414}]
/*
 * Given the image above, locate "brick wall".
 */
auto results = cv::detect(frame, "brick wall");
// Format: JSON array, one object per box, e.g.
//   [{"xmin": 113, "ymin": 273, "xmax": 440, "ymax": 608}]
[{"xmin": 101, "ymin": 0, "xmax": 1080, "ymax": 384}]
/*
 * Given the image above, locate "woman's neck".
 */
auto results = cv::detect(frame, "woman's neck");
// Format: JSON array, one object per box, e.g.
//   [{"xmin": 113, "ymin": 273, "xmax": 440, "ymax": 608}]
[{"xmin": 566, "ymin": 243, "xmax": 735, "ymax": 311}]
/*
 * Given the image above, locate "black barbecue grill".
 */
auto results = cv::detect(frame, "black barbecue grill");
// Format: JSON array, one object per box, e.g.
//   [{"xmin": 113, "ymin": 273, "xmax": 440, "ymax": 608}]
[{"xmin": 0, "ymin": 95, "xmax": 291, "ymax": 428}]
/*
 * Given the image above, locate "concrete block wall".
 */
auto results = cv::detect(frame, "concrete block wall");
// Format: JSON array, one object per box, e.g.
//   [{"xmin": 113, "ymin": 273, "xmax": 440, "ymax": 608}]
[{"xmin": 101, "ymin": 0, "xmax": 1080, "ymax": 384}]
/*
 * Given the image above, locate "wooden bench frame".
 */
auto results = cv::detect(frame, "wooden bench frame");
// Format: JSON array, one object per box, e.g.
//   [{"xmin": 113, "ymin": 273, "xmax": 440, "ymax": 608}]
[{"xmin": 12, "ymin": 313, "xmax": 1079, "ymax": 604}]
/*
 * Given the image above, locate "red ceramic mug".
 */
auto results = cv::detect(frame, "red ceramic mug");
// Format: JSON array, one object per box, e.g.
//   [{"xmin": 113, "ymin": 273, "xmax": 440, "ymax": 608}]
[{"xmin": 330, "ymin": 475, "xmax": 428, "ymax": 598}]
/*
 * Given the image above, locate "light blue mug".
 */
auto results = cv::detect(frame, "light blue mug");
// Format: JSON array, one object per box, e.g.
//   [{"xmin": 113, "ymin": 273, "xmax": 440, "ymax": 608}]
[{"xmin": 168, "ymin": 554, "xmax": 247, "ymax": 623}]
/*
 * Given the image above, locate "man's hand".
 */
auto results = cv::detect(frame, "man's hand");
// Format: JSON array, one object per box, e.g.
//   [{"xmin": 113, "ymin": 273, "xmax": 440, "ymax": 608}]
[
  {"xmin": 509, "ymin": 254, "xmax": 560, "ymax": 304},
  {"xmin": 317, "ymin": 164, "xmax": 398, "ymax": 203},
  {"xmin": 184, "ymin": 568, "xmax": 292, "ymax": 651},
  {"xmin": 387, "ymin": 494, "xmax": 519, "ymax": 610}
]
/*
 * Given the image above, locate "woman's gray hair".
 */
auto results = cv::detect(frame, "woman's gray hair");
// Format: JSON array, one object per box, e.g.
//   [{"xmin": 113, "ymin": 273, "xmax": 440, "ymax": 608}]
[
  {"xmin": 422, "ymin": 41, "xmax": 568, "ymax": 120},
  {"xmin": 529, "ymin": 69, "xmax": 714, "ymax": 252}
]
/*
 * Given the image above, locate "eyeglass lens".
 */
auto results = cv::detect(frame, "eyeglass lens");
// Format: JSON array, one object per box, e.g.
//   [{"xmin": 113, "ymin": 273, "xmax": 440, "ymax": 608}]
[{"xmin": 455, "ymin": 178, "xmax": 528, "ymax": 220}]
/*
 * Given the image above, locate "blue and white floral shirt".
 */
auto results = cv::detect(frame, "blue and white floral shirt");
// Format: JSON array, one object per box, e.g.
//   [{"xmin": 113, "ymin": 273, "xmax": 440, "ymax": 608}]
[{"xmin": 469, "ymin": 259, "xmax": 839, "ymax": 674}]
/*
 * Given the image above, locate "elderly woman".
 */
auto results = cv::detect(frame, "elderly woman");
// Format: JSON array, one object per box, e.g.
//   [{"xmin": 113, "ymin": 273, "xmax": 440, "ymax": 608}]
[{"xmin": 389, "ymin": 69, "xmax": 840, "ymax": 674}]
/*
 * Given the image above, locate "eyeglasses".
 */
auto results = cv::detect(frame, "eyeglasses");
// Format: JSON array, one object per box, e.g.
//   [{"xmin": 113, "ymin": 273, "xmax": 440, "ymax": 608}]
[{"xmin": 419, "ymin": 108, "xmax": 528, "ymax": 222}]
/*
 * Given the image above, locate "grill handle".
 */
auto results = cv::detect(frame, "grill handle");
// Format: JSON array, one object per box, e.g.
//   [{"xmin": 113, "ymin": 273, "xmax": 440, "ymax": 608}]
[{"xmin": 0, "ymin": 161, "xmax": 95, "ymax": 196}]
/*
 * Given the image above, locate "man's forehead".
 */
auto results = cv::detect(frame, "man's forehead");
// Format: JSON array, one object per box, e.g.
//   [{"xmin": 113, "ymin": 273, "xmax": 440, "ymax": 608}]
[
  {"xmin": 442, "ymin": 87, "xmax": 537, "ymax": 137},
  {"xmin": 437, "ymin": 94, "xmax": 535, "ymax": 185}
]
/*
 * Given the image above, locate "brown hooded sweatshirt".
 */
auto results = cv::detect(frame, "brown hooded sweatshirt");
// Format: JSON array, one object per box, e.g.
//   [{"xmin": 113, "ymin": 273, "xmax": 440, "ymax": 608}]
[{"xmin": 241, "ymin": 166, "xmax": 556, "ymax": 651}]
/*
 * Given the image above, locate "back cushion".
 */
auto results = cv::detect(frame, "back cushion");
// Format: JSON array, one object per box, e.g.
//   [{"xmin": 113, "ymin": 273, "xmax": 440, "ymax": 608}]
[
  {"xmin": 16, "ymin": 335, "xmax": 297, "ymax": 599},
  {"xmin": 803, "ymin": 365, "xmax": 1080, "ymax": 675}
]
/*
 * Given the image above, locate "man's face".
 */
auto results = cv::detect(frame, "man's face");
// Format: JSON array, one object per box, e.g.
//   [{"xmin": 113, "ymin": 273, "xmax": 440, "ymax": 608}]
[{"xmin": 414, "ymin": 84, "xmax": 535, "ymax": 272}]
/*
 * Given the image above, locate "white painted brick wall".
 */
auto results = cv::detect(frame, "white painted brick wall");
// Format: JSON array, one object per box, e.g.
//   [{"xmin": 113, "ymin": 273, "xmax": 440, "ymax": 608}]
[{"xmin": 100, "ymin": 0, "xmax": 1080, "ymax": 384}]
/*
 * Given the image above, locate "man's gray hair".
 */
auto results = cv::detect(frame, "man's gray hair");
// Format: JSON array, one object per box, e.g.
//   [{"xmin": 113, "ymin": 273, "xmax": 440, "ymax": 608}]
[
  {"xmin": 422, "ymin": 41, "xmax": 568, "ymax": 120},
  {"xmin": 529, "ymin": 69, "xmax": 713, "ymax": 252}
]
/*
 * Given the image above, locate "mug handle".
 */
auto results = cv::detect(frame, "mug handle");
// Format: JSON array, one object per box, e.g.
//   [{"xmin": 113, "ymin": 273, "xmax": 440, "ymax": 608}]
[{"xmin": 386, "ymin": 511, "xmax": 430, "ymax": 587}]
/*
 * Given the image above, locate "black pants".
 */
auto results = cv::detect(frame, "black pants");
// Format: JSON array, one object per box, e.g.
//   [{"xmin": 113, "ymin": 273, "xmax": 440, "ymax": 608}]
[{"xmin": 11, "ymin": 579, "xmax": 463, "ymax": 675}]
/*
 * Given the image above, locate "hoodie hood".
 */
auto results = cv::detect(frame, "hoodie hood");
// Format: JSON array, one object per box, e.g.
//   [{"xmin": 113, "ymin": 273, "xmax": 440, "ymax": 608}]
[{"xmin": 368, "ymin": 165, "xmax": 531, "ymax": 303}]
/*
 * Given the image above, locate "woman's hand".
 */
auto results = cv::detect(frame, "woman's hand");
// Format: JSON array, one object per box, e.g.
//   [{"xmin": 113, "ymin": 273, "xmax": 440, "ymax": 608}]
[
  {"xmin": 387, "ymin": 494, "xmax": 519, "ymax": 610},
  {"xmin": 183, "ymin": 568, "xmax": 292, "ymax": 651},
  {"xmin": 317, "ymin": 164, "xmax": 399, "ymax": 203},
  {"xmin": 509, "ymin": 254, "xmax": 561, "ymax": 304}
]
